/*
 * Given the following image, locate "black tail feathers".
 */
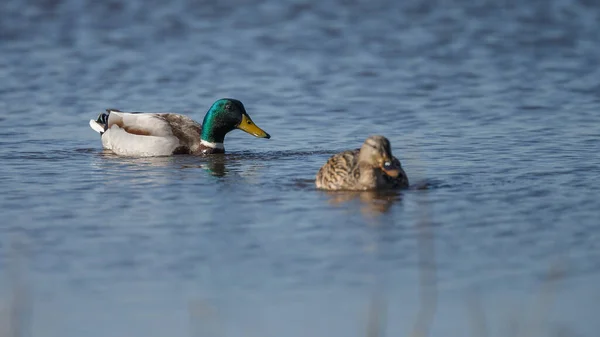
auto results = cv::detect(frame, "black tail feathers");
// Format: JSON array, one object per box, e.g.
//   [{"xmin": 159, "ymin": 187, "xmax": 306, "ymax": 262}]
[{"xmin": 96, "ymin": 109, "xmax": 122, "ymax": 131}]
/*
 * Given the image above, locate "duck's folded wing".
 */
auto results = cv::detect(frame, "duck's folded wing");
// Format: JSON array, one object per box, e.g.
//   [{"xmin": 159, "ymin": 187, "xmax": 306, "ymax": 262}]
[
  {"xmin": 106, "ymin": 110, "xmax": 175, "ymax": 137},
  {"xmin": 98, "ymin": 110, "xmax": 186, "ymax": 156},
  {"xmin": 315, "ymin": 150, "xmax": 358, "ymax": 189}
]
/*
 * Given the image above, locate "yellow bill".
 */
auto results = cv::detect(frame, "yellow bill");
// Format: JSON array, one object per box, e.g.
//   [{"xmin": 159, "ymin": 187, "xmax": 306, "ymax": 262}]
[{"xmin": 238, "ymin": 114, "xmax": 271, "ymax": 139}]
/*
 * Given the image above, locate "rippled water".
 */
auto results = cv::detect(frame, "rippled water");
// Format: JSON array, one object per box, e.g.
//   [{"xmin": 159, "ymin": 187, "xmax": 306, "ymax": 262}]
[{"xmin": 1, "ymin": 0, "xmax": 600, "ymax": 336}]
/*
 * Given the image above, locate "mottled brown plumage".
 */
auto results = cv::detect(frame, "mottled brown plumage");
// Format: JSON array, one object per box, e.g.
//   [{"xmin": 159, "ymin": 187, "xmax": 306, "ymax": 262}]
[
  {"xmin": 315, "ymin": 135, "xmax": 409, "ymax": 191},
  {"xmin": 155, "ymin": 113, "xmax": 222, "ymax": 155}
]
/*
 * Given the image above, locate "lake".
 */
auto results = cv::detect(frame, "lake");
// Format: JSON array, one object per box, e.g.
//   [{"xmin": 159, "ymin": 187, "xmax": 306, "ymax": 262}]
[{"xmin": 1, "ymin": 0, "xmax": 599, "ymax": 336}]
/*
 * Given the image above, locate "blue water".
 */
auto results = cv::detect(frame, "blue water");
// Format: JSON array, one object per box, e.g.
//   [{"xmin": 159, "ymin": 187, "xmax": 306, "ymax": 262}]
[{"xmin": 1, "ymin": 0, "xmax": 600, "ymax": 336}]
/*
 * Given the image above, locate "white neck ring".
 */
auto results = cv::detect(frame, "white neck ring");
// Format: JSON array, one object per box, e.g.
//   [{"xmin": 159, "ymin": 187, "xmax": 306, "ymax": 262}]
[{"xmin": 201, "ymin": 139, "xmax": 224, "ymax": 149}]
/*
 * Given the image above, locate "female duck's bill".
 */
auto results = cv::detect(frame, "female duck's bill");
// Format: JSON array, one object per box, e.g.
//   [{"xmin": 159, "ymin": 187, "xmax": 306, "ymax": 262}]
[{"xmin": 381, "ymin": 159, "xmax": 401, "ymax": 178}]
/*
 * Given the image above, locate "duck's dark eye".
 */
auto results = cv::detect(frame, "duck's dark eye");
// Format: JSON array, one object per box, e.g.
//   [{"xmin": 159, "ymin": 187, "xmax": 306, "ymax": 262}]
[
  {"xmin": 383, "ymin": 161, "xmax": 392, "ymax": 169},
  {"xmin": 225, "ymin": 104, "xmax": 231, "ymax": 110}
]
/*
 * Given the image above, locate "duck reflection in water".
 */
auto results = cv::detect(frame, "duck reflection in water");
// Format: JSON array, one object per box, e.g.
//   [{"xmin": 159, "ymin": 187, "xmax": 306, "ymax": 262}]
[
  {"xmin": 322, "ymin": 189, "xmax": 404, "ymax": 217},
  {"xmin": 200, "ymin": 157, "xmax": 227, "ymax": 177},
  {"xmin": 181, "ymin": 155, "xmax": 265, "ymax": 181},
  {"xmin": 179, "ymin": 157, "xmax": 227, "ymax": 177},
  {"xmin": 99, "ymin": 150, "xmax": 228, "ymax": 177}
]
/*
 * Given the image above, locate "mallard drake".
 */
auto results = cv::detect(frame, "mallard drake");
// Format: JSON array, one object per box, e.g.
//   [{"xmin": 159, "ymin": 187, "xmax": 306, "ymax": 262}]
[
  {"xmin": 315, "ymin": 135, "xmax": 409, "ymax": 191},
  {"xmin": 89, "ymin": 98, "xmax": 271, "ymax": 156}
]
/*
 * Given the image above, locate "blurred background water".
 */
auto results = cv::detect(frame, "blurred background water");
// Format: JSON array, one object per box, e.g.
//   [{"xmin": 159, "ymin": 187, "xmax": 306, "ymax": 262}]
[{"xmin": 1, "ymin": 0, "xmax": 599, "ymax": 336}]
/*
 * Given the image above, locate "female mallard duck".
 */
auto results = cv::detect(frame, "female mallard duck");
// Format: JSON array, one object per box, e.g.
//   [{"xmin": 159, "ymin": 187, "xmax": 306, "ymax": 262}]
[
  {"xmin": 89, "ymin": 98, "xmax": 271, "ymax": 156},
  {"xmin": 315, "ymin": 135, "xmax": 409, "ymax": 191}
]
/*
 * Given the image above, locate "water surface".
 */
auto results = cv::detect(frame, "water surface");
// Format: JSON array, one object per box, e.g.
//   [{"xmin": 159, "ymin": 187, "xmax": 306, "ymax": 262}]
[{"xmin": 1, "ymin": 0, "xmax": 600, "ymax": 336}]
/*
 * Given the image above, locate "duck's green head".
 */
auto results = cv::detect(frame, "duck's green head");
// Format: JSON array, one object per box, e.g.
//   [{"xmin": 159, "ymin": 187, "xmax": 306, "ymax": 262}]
[{"xmin": 200, "ymin": 98, "xmax": 271, "ymax": 144}]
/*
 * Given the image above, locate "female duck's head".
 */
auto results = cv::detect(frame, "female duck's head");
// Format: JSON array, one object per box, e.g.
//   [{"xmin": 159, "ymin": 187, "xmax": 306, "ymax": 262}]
[
  {"xmin": 358, "ymin": 135, "xmax": 401, "ymax": 178},
  {"xmin": 201, "ymin": 98, "xmax": 271, "ymax": 145}
]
